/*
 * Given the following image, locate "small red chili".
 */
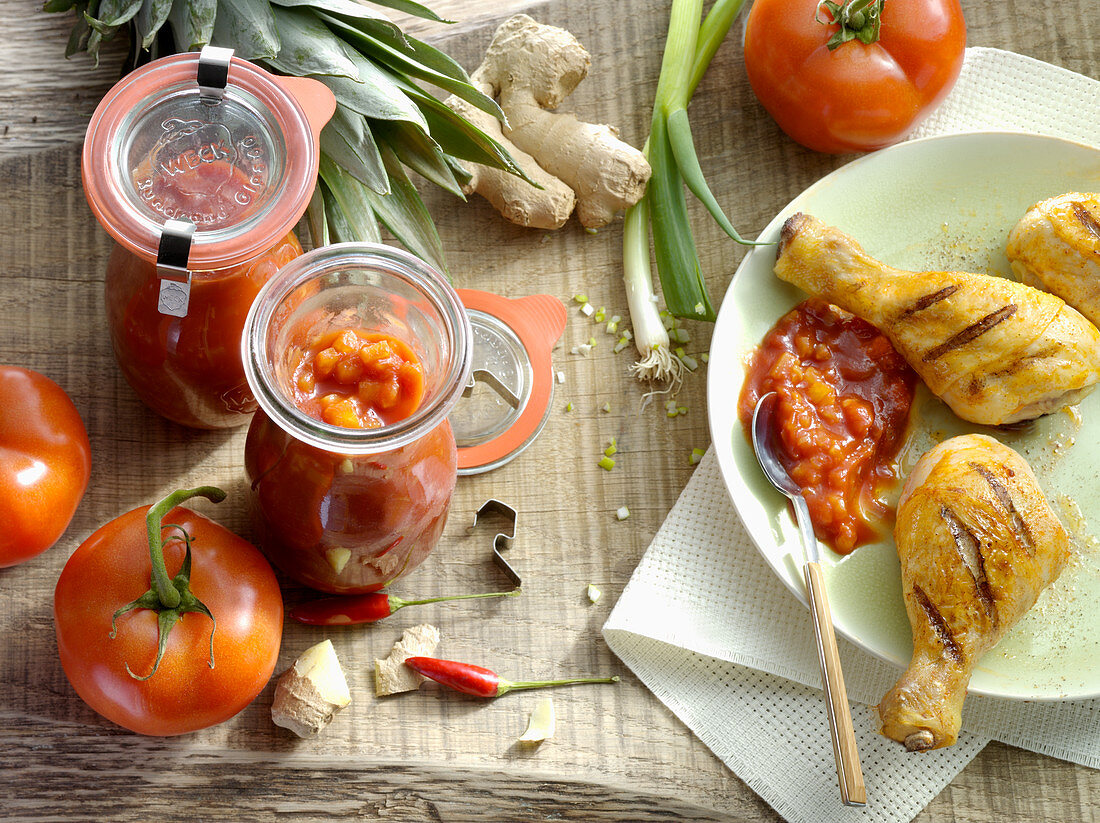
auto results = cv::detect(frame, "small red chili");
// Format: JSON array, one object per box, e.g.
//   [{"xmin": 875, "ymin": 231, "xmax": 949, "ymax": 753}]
[
  {"xmin": 404, "ymin": 656, "xmax": 620, "ymax": 698},
  {"xmin": 290, "ymin": 588, "xmax": 520, "ymax": 626}
]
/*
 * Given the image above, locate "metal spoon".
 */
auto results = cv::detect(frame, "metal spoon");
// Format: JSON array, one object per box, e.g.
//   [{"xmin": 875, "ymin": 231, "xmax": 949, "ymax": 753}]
[{"xmin": 751, "ymin": 392, "xmax": 867, "ymax": 807}]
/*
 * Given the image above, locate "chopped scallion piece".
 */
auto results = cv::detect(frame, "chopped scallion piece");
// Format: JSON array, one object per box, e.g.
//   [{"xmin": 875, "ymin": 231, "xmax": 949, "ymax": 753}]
[
  {"xmin": 616, "ymin": 506, "xmax": 631, "ymax": 521},
  {"xmin": 565, "ymin": 401, "xmax": 574, "ymax": 412},
  {"xmin": 622, "ymin": 329, "xmax": 633, "ymax": 341},
  {"xmin": 614, "ymin": 337, "xmax": 630, "ymax": 353},
  {"xmin": 598, "ymin": 456, "xmax": 616, "ymax": 471},
  {"xmin": 573, "ymin": 294, "xmax": 589, "ymax": 304},
  {"xmin": 604, "ymin": 438, "xmax": 618, "ymax": 457},
  {"xmin": 681, "ymin": 355, "xmax": 699, "ymax": 371},
  {"xmin": 689, "ymin": 447, "xmax": 705, "ymax": 465},
  {"xmin": 589, "ymin": 337, "xmax": 598, "ymax": 347},
  {"xmin": 677, "ymin": 406, "xmax": 688, "ymax": 415},
  {"xmin": 556, "ymin": 370, "xmax": 565, "ymax": 384},
  {"xmin": 581, "ymin": 303, "xmax": 595, "ymax": 317},
  {"xmin": 700, "ymin": 352, "xmax": 709, "ymax": 363},
  {"xmin": 586, "ymin": 584, "xmax": 603, "ymax": 604},
  {"xmin": 601, "ymin": 402, "xmax": 612, "ymax": 413},
  {"xmin": 594, "ymin": 308, "xmax": 606, "ymax": 323},
  {"xmin": 670, "ymin": 328, "xmax": 691, "ymax": 344}
]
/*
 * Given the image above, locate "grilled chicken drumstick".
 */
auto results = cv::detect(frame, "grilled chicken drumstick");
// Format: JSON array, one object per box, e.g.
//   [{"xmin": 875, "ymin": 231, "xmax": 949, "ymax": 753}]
[
  {"xmin": 1007, "ymin": 192, "xmax": 1100, "ymax": 327},
  {"xmin": 774, "ymin": 213, "xmax": 1100, "ymax": 425},
  {"xmin": 878, "ymin": 433, "xmax": 1070, "ymax": 751}
]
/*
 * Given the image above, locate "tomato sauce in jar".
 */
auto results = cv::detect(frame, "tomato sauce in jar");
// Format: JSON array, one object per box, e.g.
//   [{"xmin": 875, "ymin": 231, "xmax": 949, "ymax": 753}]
[
  {"xmin": 739, "ymin": 299, "xmax": 916, "ymax": 554},
  {"xmin": 83, "ymin": 52, "xmax": 335, "ymax": 428},
  {"xmin": 105, "ymin": 232, "xmax": 302, "ymax": 428},
  {"xmin": 242, "ymin": 244, "xmax": 472, "ymax": 594},
  {"xmin": 291, "ymin": 329, "xmax": 426, "ymax": 428}
]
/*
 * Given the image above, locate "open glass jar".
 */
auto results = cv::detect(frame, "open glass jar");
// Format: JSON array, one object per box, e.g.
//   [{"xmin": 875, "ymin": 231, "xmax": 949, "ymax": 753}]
[
  {"xmin": 83, "ymin": 49, "xmax": 334, "ymax": 428},
  {"xmin": 242, "ymin": 244, "xmax": 473, "ymax": 593}
]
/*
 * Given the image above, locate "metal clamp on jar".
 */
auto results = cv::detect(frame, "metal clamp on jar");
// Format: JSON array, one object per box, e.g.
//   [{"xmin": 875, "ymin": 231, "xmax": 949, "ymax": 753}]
[{"xmin": 83, "ymin": 47, "xmax": 334, "ymax": 428}]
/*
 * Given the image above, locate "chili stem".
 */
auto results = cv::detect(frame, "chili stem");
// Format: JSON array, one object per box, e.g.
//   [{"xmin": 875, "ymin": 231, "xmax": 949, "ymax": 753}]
[
  {"xmin": 499, "ymin": 675, "xmax": 621, "ymax": 696},
  {"xmin": 393, "ymin": 589, "xmax": 520, "ymax": 609}
]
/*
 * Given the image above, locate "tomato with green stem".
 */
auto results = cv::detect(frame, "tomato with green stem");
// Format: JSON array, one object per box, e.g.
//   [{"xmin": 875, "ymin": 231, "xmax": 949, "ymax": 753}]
[
  {"xmin": 54, "ymin": 487, "xmax": 283, "ymax": 736},
  {"xmin": 743, "ymin": 0, "xmax": 966, "ymax": 154},
  {"xmin": 0, "ymin": 366, "xmax": 91, "ymax": 567}
]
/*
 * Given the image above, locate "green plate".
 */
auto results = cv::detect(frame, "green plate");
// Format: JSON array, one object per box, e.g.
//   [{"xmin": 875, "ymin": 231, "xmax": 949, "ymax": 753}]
[{"xmin": 707, "ymin": 131, "xmax": 1100, "ymax": 700}]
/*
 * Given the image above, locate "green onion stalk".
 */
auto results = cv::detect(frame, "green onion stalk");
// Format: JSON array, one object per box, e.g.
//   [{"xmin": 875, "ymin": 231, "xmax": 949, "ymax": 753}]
[
  {"xmin": 625, "ymin": 0, "xmax": 761, "ymax": 382},
  {"xmin": 48, "ymin": 0, "xmax": 535, "ymax": 277}
]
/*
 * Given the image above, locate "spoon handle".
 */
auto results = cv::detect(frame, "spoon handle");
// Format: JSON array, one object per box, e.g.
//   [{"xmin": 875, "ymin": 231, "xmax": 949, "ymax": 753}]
[{"xmin": 804, "ymin": 561, "xmax": 867, "ymax": 807}]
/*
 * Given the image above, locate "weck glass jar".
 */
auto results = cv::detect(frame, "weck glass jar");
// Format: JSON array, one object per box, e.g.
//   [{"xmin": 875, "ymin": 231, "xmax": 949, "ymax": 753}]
[
  {"xmin": 82, "ymin": 49, "xmax": 334, "ymax": 428},
  {"xmin": 242, "ymin": 244, "xmax": 473, "ymax": 593}
]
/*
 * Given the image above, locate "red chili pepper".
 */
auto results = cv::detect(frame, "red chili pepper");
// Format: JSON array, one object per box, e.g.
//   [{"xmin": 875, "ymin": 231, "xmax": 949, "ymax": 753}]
[
  {"xmin": 404, "ymin": 656, "xmax": 620, "ymax": 698},
  {"xmin": 290, "ymin": 588, "xmax": 520, "ymax": 626}
]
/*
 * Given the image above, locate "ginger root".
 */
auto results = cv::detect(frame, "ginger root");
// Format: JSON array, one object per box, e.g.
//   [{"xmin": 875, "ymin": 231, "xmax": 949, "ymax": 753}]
[
  {"xmin": 447, "ymin": 15, "xmax": 650, "ymax": 230},
  {"xmin": 271, "ymin": 639, "xmax": 351, "ymax": 738}
]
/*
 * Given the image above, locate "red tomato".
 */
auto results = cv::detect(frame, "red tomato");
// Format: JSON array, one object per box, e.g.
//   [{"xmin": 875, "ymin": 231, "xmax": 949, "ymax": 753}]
[
  {"xmin": 743, "ymin": 0, "xmax": 966, "ymax": 153},
  {"xmin": 54, "ymin": 497, "xmax": 283, "ymax": 735},
  {"xmin": 0, "ymin": 366, "xmax": 91, "ymax": 567}
]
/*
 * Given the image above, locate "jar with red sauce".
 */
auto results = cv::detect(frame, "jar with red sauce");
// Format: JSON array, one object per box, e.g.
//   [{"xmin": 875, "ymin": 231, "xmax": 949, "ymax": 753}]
[
  {"xmin": 242, "ymin": 244, "xmax": 473, "ymax": 593},
  {"xmin": 82, "ymin": 48, "xmax": 334, "ymax": 428}
]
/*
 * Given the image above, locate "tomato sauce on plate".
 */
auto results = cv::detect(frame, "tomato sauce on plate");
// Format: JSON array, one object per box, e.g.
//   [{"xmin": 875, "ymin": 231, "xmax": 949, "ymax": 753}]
[{"xmin": 739, "ymin": 299, "xmax": 916, "ymax": 554}]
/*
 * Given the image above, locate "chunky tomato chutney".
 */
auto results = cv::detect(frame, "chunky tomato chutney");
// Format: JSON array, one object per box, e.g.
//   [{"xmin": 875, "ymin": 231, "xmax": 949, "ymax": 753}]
[
  {"xmin": 246, "ymin": 326, "xmax": 454, "ymax": 594},
  {"xmin": 291, "ymin": 329, "xmax": 425, "ymax": 429},
  {"xmin": 739, "ymin": 299, "xmax": 916, "ymax": 554}
]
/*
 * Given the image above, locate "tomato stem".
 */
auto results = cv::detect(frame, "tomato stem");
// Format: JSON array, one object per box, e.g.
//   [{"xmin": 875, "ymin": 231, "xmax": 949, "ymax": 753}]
[
  {"xmin": 816, "ymin": 0, "xmax": 884, "ymax": 49},
  {"xmin": 109, "ymin": 486, "xmax": 226, "ymax": 681},
  {"xmin": 145, "ymin": 486, "xmax": 225, "ymax": 608}
]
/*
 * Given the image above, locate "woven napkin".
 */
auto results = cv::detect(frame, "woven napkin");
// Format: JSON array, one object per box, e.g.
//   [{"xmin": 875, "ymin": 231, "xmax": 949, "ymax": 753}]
[{"xmin": 603, "ymin": 47, "xmax": 1100, "ymax": 823}]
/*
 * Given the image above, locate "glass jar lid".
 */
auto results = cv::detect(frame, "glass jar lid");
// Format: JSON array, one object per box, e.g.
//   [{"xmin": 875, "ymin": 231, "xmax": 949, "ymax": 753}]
[{"xmin": 83, "ymin": 51, "xmax": 326, "ymax": 270}]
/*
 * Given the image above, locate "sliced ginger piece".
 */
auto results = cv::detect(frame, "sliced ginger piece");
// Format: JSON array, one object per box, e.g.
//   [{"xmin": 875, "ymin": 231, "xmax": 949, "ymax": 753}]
[
  {"xmin": 374, "ymin": 623, "xmax": 441, "ymax": 696},
  {"xmin": 271, "ymin": 639, "xmax": 351, "ymax": 738}
]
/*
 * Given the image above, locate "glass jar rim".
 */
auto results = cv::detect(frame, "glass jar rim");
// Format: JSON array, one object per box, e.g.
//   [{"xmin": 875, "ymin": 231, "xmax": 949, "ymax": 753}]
[
  {"xmin": 82, "ymin": 53, "xmax": 318, "ymax": 270},
  {"xmin": 243, "ymin": 243, "xmax": 473, "ymax": 454}
]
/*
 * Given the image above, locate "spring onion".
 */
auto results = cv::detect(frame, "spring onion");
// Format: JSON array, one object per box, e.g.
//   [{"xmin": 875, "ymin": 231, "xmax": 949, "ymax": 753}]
[
  {"xmin": 581, "ymin": 303, "xmax": 595, "ymax": 317},
  {"xmin": 601, "ymin": 402, "xmax": 612, "ymax": 413},
  {"xmin": 614, "ymin": 337, "xmax": 630, "ymax": 354},
  {"xmin": 598, "ymin": 456, "xmax": 616, "ymax": 471},
  {"xmin": 586, "ymin": 584, "xmax": 603, "ymax": 604},
  {"xmin": 681, "ymin": 354, "xmax": 699, "ymax": 371},
  {"xmin": 573, "ymin": 294, "xmax": 589, "ymax": 304},
  {"xmin": 616, "ymin": 506, "xmax": 631, "ymax": 521},
  {"xmin": 624, "ymin": 0, "xmax": 764, "ymax": 381},
  {"xmin": 604, "ymin": 438, "xmax": 618, "ymax": 457},
  {"xmin": 689, "ymin": 447, "xmax": 705, "ymax": 465},
  {"xmin": 565, "ymin": 402, "xmax": 574, "ymax": 412}
]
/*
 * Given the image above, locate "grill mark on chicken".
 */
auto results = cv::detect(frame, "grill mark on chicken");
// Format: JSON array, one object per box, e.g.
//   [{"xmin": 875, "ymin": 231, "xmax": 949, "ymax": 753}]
[
  {"xmin": 940, "ymin": 505, "xmax": 996, "ymax": 622},
  {"xmin": 913, "ymin": 584, "xmax": 962, "ymax": 663},
  {"xmin": 969, "ymin": 462, "xmax": 1036, "ymax": 555},
  {"xmin": 921, "ymin": 305, "xmax": 1018, "ymax": 362},
  {"xmin": 898, "ymin": 285, "xmax": 959, "ymax": 320},
  {"xmin": 1072, "ymin": 201, "xmax": 1100, "ymax": 243}
]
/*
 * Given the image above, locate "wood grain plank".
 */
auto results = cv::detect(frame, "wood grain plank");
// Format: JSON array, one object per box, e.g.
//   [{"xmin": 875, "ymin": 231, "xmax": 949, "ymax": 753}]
[{"xmin": 3, "ymin": 0, "xmax": 1100, "ymax": 820}]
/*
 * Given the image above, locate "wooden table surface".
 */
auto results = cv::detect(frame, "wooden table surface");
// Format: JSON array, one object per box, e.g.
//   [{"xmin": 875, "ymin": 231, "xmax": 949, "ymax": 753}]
[{"xmin": 3, "ymin": 0, "xmax": 1100, "ymax": 821}]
